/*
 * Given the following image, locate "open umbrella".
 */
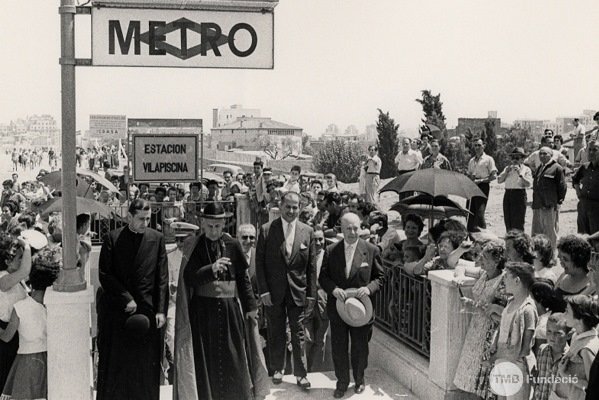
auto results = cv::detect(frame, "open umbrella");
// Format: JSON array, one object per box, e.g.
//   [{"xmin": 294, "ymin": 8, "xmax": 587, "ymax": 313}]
[
  {"xmin": 390, "ymin": 194, "xmax": 471, "ymax": 220},
  {"xmin": 39, "ymin": 196, "xmax": 112, "ymax": 218},
  {"xmin": 379, "ymin": 168, "xmax": 486, "ymax": 200},
  {"xmin": 39, "ymin": 169, "xmax": 120, "ymax": 197}
]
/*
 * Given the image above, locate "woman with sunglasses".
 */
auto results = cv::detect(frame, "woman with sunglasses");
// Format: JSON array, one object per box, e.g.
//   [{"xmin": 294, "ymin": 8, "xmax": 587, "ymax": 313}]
[{"xmin": 0, "ymin": 233, "xmax": 31, "ymax": 391}]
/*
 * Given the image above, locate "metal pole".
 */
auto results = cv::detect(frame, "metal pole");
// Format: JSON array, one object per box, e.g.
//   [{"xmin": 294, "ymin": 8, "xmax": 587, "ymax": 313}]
[{"xmin": 55, "ymin": 0, "xmax": 86, "ymax": 292}]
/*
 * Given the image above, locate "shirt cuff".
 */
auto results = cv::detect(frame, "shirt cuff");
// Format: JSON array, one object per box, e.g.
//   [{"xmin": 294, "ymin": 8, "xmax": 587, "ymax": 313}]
[{"xmin": 260, "ymin": 292, "xmax": 270, "ymax": 298}]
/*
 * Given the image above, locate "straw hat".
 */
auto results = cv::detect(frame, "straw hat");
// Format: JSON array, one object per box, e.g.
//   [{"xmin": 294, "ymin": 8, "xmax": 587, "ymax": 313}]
[{"xmin": 336, "ymin": 288, "xmax": 373, "ymax": 327}]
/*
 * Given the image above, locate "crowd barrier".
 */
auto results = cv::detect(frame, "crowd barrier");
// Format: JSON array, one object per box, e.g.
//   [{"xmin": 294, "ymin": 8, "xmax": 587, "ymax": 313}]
[{"xmin": 374, "ymin": 262, "xmax": 432, "ymax": 358}]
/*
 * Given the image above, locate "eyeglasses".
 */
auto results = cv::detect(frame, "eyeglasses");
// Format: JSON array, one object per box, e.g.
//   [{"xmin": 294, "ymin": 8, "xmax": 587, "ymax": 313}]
[{"xmin": 241, "ymin": 235, "xmax": 255, "ymax": 240}]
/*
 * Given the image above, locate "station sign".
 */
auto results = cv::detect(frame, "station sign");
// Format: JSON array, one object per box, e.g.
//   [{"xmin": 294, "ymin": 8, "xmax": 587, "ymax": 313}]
[
  {"xmin": 92, "ymin": 7, "xmax": 274, "ymax": 68},
  {"xmin": 132, "ymin": 134, "xmax": 199, "ymax": 182},
  {"xmin": 89, "ymin": 114, "xmax": 127, "ymax": 138}
]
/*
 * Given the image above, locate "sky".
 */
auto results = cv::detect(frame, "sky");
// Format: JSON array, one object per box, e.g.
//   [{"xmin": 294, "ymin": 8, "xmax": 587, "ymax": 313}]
[{"xmin": 1, "ymin": 0, "xmax": 598, "ymax": 136}]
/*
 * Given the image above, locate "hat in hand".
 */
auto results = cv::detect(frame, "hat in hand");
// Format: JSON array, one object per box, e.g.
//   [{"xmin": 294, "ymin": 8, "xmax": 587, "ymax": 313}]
[
  {"xmin": 336, "ymin": 288, "xmax": 373, "ymax": 327},
  {"xmin": 21, "ymin": 229, "xmax": 48, "ymax": 250},
  {"xmin": 124, "ymin": 313, "xmax": 151, "ymax": 337}
]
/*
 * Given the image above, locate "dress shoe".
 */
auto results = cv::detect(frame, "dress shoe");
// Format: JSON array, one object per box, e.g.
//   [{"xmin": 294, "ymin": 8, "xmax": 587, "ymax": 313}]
[
  {"xmin": 272, "ymin": 371, "xmax": 283, "ymax": 384},
  {"xmin": 333, "ymin": 388, "xmax": 346, "ymax": 398},
  {"xmin": 296, "ymin": 376, "xmax": 311, "ymax": 390},
  {"xmin": 354, "ymin": 383, "xmax": 365, "ymax": 394}
]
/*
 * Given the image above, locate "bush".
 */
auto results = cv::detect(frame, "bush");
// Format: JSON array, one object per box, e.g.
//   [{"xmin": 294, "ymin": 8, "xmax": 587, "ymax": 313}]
[{"xmin": 312, "ymin": 139, "xmax": 363, "ymax": 183}]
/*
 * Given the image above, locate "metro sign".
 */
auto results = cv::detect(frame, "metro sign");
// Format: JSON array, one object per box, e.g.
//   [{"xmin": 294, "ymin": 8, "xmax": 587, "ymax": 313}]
[{"xmin": 92, "ymin": 8, "xmax": 274, "ymax": 68}]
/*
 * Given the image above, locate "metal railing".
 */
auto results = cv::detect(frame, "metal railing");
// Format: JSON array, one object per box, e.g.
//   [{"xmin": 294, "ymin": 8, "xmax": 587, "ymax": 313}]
[
  {"xmin": 374, "ymin": 262, "xmax": 432, "ymax": 358},
  {"xmin": 90, "ymin": 199, "xmax": 237, "ymax": 244}
]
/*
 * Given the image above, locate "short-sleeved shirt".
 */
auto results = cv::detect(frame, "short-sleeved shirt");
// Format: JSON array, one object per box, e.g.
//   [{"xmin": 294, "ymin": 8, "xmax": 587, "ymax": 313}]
[
  {"xmin": 394, "ymin": 150, "xmax": 422, "ymax": 171},
  {"xmin": 497, "ymin": 296, "xmax": 538, "ymax": 361},
  {"xmin": 498, "ymin": 164, "xmax": 533, "ymax": 189},
  {"xmin": 14, "ymin": 296, "xmax": 47, "ymax": 354},
  {"xmin": 468, "ymin": 153, "xmax": 498, "ymax": 179},
  {"xmin": 366, "ymin": 155, "xmax": 382, "ymax": 174},
  {"xmin": 572, "ymin": 162, "xmax": 599, "ymax": 201}
]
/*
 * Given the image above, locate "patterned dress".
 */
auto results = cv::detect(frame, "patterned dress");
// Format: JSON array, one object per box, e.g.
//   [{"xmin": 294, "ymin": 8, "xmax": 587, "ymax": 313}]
[{"xmin": 453, "ymin": 271, "xmax": 507, "ymax": 398}]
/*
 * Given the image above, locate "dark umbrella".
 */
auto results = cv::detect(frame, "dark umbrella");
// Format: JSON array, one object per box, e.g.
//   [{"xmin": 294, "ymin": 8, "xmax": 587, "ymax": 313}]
[
  {"xmin": 424, "ymin": 124, "xmax": 441, "ymax": 134},
  {"xmin": 379, "ymin": 168, "xmax": 486, "ymax": 199},
  {"xmin": 391, "ymin": 194, "xmax": 471, "ymax": 221},
  {"xmin": 39, "ymin": 196, "xmax": 112, "ymax": 218},
  {"xmin": 39, "ymin": 169, "xmax": 120, "ymax": 198}
]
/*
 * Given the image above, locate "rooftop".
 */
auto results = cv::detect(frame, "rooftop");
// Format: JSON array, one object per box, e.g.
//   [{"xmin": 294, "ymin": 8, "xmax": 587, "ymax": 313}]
[{"xmin": 213, "ymin": 117, "xmax": 302, "ymax": 131}]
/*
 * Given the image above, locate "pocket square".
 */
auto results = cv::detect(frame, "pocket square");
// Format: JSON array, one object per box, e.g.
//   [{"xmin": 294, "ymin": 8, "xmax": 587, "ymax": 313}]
[
  {"xmin": 300, "ymin": 243, "xmax": 308, "ymax": 250},
  {"xmin": 360, "ymin": 262, "xmax": 369, "ymax": 268}
]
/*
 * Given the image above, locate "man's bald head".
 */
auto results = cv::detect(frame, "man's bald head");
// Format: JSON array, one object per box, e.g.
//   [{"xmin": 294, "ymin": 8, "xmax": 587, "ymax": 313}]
[
  {"xmin": 341, "ymin": 212, "xmax": 361, "ymax": 244},
  {"xmin": 539, "ymin": 146, "xmax": 553, "ymax": 165}
]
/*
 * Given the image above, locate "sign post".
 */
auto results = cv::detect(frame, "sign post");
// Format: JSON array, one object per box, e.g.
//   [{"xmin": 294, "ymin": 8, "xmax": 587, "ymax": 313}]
[{"xmin": 56, "ymin": 0, "xmax": 85, "ymax": 292}]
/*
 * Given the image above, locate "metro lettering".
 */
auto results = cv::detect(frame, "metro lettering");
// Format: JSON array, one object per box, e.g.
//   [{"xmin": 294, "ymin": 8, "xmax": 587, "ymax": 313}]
[
  {"xmin": 106, "ymin": 19, "xmax": 258, "ymax": 59},
  {"xmin": 109, "ymin": 20, "xmax": 141, "ymax": 55},
  {"xmin": 149, "ymin": 21, "xmax": 166, "ymax": 55}
]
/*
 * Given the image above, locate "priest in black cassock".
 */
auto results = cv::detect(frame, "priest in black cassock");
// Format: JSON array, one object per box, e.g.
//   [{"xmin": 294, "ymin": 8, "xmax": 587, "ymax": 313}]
[
  {"xmin": 97, "ymin": 199, "xmax": 169, "ymax": 400},
  {"xmin": 174, "ymin": 203, "xmax": 259, "ymax": 400}
]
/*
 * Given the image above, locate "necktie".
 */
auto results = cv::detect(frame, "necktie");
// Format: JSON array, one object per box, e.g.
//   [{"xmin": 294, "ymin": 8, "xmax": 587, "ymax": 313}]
[
  {"xmin": 345, "ymin": 244, "xmax": 353, "ymax": 278},
  {"xmin": 285, "ymin": 223, "xmax": 293, "ymax": 257}
]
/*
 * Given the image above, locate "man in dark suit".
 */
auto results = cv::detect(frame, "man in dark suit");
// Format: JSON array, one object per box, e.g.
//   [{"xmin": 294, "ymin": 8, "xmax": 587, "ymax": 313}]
[
  {"xmin": 97, "ymin": 199, "xmax": 168, "ymax": 400},
  {"xmin": 531, "ymin": 146, "xmax": 567, "ymax": 249},
  {"xmin": 255, "ymin": 191, "xmax": 317, "ymax": 389},
  {"xmin": 319, "ymin": 213, "xmax": 384, "ymax": 398}
]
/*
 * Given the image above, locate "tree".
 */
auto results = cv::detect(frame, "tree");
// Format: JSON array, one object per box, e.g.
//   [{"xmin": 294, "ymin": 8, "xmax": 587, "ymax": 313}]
[
  {"xmin": 415, "ymin": 90, "xmax": 447, "ymax": 132},
  {"xmin": 301, "ymin": 133, "xmax": 311, "ymax": 154},
  {"xmin": 376, "ymin": 109, "xmax": 400, "ymax": 179},
  {"xmin": 312, "ymin": 139, "xmax": 363, "ymax": 183},
  {"xmin": 415, "ymin": 90, "xmax": 454, "ymax": 164},
  {"xmin": 259, "ymin": 135, "xmax": 293, "ymax": 160}
]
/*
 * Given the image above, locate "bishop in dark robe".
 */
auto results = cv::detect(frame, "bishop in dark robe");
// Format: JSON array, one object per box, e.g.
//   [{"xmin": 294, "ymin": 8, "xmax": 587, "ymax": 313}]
[
  {"xmin": 174, "ymin": 204, "xmax": 258, "ymax": 400},
  {"xmin": 97, "ymin": 199, "xmax": 168, "ymax": 400}
]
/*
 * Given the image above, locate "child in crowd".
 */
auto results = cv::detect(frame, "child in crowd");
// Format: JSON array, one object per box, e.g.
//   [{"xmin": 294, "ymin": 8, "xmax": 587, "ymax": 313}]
[
  {"xmin": 0, "ymin": 247, "xmax": 60, "ymax": 400},
  {"xmin": 492, "ymin": 261, "xmax": 538, "ymax": 400},
  {"xmin": 403, "ymin": 246, "xmax": 423, "ymax": 264},
  {"xmin": 554, "ymin": 295, "xmax": 599, "ymax": 400},
  {"xmin": 530, "ymin": 278, "xmax": 559, "ymax": 353},
  {"xmin": 533, "ymin": 313, "xmax": 571, "ymax": 400}
]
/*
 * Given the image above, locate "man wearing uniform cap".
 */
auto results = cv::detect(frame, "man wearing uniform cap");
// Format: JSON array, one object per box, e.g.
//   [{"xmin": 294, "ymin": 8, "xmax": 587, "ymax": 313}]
[{"xmin": 318, "ymin": 213, "xmax": 383, "ymax": 398}]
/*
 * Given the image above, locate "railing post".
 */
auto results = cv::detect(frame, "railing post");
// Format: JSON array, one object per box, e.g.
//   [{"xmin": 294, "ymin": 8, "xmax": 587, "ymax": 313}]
[{"xmin": 427, "ymin": 270, "xmax": 475, "ymax": 395}]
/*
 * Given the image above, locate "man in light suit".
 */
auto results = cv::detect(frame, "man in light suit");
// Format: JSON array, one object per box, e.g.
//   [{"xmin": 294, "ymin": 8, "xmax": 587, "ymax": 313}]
[
  {"xmin": 255, "ymin": 191, "xmax": 317, "ymax": 389},
  {"xmin": 319, "ymin": 213, "xmax": 384, "ymax": 398}
]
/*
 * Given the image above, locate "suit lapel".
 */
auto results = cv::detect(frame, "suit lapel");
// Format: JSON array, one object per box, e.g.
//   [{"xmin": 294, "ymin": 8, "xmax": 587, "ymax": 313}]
[{"xmin": 348, "ymin": 240, "xmax": 366, "ymax": 279}]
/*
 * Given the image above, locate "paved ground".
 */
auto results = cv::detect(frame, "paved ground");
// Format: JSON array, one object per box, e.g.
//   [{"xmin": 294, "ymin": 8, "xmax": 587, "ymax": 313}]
[{"xmin": 153, "ymin": 369, "xmax": 417, "ymax": 399}]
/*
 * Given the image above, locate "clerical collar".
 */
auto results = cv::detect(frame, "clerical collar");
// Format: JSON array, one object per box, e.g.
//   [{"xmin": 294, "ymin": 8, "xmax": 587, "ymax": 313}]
[{"xmin": 127, "ymin": 226, "xmax": 144, "ymax": 235}]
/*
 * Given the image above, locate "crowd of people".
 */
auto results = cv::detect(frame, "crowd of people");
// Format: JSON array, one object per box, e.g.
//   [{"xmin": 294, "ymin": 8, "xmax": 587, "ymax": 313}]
[
  {"xmin": 1, "ymin": 112, "xmax": 599, "ymax": 400},
  {"xmin": 6, "ymin": 148, "xmax": 57, "ymax": 172}
]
